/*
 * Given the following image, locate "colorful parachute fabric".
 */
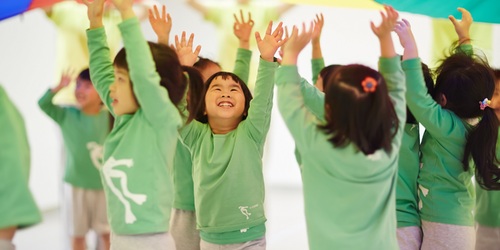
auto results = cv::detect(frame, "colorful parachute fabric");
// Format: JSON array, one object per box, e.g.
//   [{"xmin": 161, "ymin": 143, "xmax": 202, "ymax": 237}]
[
  {"xmin": 0, "ymin": 0, "xmax": 63, "ymax": 21},
  {"xmin": 375, "ymin": 0, "xmax": 500, "ymax": 24}
]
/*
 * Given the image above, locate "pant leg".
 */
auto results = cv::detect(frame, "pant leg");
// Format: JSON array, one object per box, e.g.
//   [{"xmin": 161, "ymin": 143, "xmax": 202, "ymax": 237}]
[
  {"xmin": 421, "ymin": 220, "xmax": 475, "ymax": 250},
  {"xmin": 475, "ymin": 224, "xmax": 500, "ymax": 250},
  {"xmin": 200, "ymin": 236, "xmax": 266, "ymax": 250},
  {"xmin": 169, "ymin": 208, "xmax": 200, "ymax": 250},
  {"xmin": 397, "ymin": 226, "xmax": 422, "ymax": 250}
]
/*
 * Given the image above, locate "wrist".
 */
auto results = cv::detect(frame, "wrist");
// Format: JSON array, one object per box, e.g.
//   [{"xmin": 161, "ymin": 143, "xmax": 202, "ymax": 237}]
[
  {"xmin": 120, "ymin": 8, "xmax": 135, "ymax": 20},
  {"xmin": 239, "ymin": 40, "xmax": 250, "ymax": 50}
]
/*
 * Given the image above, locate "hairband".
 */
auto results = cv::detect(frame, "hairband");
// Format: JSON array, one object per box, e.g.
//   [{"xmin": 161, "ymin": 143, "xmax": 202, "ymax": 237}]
[
  {"xmin": 479, "ymin": 98, "xmax": 491, "ymax": 110},
  {"xmin": 361, "ymin": 77, "xmax": 378, "ymax": 93}
]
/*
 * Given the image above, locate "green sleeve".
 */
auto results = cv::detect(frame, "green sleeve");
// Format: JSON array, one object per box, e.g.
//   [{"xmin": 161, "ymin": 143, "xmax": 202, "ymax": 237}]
[
  {"xmin": 245, "ymin": 59, "xmax": 278, "ymax": 142},
  {"xmin": 118, "ymin": 18, "xmax": 182, "ymax": 128},
  {"xmin": 311, "ymin": 57, "xmax": 325, "ymax": 84},
  {"xmin": 86, "ymin": 27, "xmax": 116, "ymax": 117},
  {"xmin": 403, "ymin": 58, "xmax": 454, "ymax": 136},
  {"xmin": 379, "ymin": 56, "xmax": 406, "ymax": 137},
  {"xmin": 457, "ymin": 44, "xmax": 473, "ymax": 56},
  {"xmin": 37, "ymin": 89, "xmax": 66, "ymax": 124},
  {"xmin": 300, "ymin": 78, "xmax": 325, "ymax": 121},
  {"xmin": 232, "ymin": 48, "xmax": 252, "ymax": 85}
]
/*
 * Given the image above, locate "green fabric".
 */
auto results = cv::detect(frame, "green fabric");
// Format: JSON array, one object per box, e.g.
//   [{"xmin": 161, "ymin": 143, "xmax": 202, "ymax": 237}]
[
  {"xmin": 374, "ymin": 0, "xmax": 500, "ymax": 24},
  {"xmin": 172, "ymin": 48, "xmax": 252, "ymax": 211},
  {"xmin": 402, "ymin": 58, "xmax": 475, "ymax": 226},
  {"xmin": 276, "ymin": 56, "xmax": 405, "ymax": 250},
  {"xmin": 87, "ymin": 17, "xmax": 182, "ymax": 235},
  {"xmin": 396, "ymin": 124, "xmax": 421, "ymax": 228},
  {"xmin": 38, "ymin": 90, "xmax": 109, "ymax": 189},
  {"xmin": 180, "ymin": 59, "xmax": 277, "ymax": 244},
  {"xmin": 311, "ymin": 57, "xmax": 325, "ymax": 85},
  {"xmin": 474, "ymin": 128, "xmax": 500, "ymax": 227},
  {"xmin": 0, "ymin": 85, "xmax": 42, "ymax": 229},
  {"xmin": 200, "ymin": 224, "xmax": 265, "ymax": 245}
]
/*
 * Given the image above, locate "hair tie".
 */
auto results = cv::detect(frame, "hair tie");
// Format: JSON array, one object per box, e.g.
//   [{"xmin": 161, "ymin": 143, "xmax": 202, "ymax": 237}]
[
  {"xmin": 361, "ymin": 77, "xmax": 378, "ymax": 93},
  {"xmin": 479, "ymin": 98, "xmax": 491, "ymax": 110}
]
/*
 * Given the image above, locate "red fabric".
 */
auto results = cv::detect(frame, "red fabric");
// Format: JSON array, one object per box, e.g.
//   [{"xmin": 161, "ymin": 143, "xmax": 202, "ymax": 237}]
[{"xmin": 27, "ymin": 0, "xmax": 64, "ymax": 10}]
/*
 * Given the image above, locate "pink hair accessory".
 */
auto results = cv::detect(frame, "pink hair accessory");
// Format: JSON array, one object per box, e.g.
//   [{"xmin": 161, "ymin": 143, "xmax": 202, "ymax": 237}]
[
  {"xmin": 479, "ymin": 98, "xmax": 491, "ymax": 110},
  {"xmin": 361, "ymin": 77, "xmax": 378, "ymax": 93}
]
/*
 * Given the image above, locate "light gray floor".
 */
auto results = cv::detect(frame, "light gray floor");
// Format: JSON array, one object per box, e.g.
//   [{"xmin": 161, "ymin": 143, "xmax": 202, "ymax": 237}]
[{"xmin": 13, "ymin": 185, "xmax": 308, "ymax": 250}]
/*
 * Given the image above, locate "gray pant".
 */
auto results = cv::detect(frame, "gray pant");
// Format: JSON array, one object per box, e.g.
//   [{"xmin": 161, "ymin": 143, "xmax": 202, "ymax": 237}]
[
  {"xmin": 200, "ymin": 236, "xmax": 265, "ymax": 250},
  {"xmin": 0, "ymin": 240, "xmax": 15, "ymax": 250},
  {"xmin": 421, "ymin": 220, "xmax": 475, "ymax": 250},
  {"xmin": 397, "ymin": 226, "xmax": 422, "ymax": 250},
  {"xmin": 475, "ymin": 224, "xmax": 500, "ymax": 250},
  {"xmin": 110, "ymin": 232, "xmax": 176, "ymax": 250},
  {"xmin": 170, "ymin": 208, "xmax": 200, "ymax": 250}
]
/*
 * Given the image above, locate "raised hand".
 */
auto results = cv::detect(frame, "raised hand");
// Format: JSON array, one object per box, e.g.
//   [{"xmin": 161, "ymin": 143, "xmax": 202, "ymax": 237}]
[
  {"xmin": 148, "ymin": 5, "xmax": 172, "ymax": 46},
  {"xmin": 255, "ymin": 21, "xmax": 286, "ymax": 62},
  {"xmin": 449, "ymin": 7, "xmax": 472, "ymax": 43},
  {"xmin": 173, "ymin": 32, "xmax": 202, "ymax": 66},
  {"xmin": 311, "ymin": 13, "xmax": 324, "ymax": 43},
  {"xmin": 370, "ymin": 5, "xmax": 398, "ymax": 58},
  {"xmin": 110, "ymin": 0, "xmax": 135, "ymax": 20},
  {"xmin": 281, "ymin": 22, "xmax": 314, "ymax": 65},
  {"xmin": 82, "ymin": 0, "xmax": 106, "ymax": 29},
  {"xmin": 394, "ymin": 19, "xmax": 418, "ymax": 60},
  {"xmin": 52, "ymin": 69, "xmax": 74, "ymax": 93},
  {"xmin": 233, "ymin": 10, "xmax": 254, "ymax": 50}
]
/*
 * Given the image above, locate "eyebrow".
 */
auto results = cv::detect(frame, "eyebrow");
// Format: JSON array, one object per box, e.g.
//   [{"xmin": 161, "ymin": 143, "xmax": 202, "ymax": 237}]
[{"xmin": 210, "ymin": 83, "xmax": 241, "ymax": 89}]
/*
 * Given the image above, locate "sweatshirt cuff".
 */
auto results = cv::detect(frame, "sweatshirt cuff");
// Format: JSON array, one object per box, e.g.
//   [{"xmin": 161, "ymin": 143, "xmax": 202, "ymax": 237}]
[{"xmin": 379, "ymin": 55, "xmax": 402, "ymax": 74}]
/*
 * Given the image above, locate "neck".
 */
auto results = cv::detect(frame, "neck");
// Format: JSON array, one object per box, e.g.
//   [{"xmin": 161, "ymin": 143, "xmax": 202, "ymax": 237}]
[
  {"xmin": 495, "ymin": 109, "xmax": 500, "ymax": 121},
  {"xmin": 81, "ymin": 104, "xmax": 102, "ymax": 115},
  {"xmin": 208, "ymin": 118, "xmax": 241, "ymax": 134}
]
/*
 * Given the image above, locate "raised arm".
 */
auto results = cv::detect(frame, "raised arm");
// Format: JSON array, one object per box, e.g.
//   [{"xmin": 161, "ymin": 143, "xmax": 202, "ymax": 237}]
[
  {"xmin": 232, "ymin": 10, "xmax": 254, "ymax": 83},
  {"xmin": 84, "ymin": 0, "xmax": 116, "ymax": 115},
  {"xmin": 148, "ymin": 5, "xmax": 172, "ymax": 46},
  {"xmin": 173, "ymin": 32, "xmax": 202, "ymax": 67},
  {"xmin": 38, "ymin": 71, "xmax": 73, "ymax": 123},
  {"xmin": 449, "ymin": 7, "xmax": 472, "ymax": 45}
]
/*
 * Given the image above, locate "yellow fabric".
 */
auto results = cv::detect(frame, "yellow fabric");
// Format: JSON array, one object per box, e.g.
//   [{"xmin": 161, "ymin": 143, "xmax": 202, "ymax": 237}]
[
  {"xmin": 280, "ymin": 0, "xmax": 382, "ymax": 9},
  {"xmin": 48, "ymin": 1, "xmax": 122, "ymax": 105},
  {"xmin": 430, "ymin": 18, "xmax": 493, "ymax": 68}
]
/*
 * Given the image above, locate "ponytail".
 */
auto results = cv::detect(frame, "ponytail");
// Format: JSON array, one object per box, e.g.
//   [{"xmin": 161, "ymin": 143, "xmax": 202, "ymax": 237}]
[
  {"xmin": 181, "ymin": 66, "xmax": 204, "ymax": 124},
  {"xmin": 463, "ymin": 108, "xmax": 500, "ymax": 190}
]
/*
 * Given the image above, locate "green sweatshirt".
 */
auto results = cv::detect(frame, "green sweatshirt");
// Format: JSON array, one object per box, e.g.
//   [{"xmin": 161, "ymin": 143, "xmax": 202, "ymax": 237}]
[
  {"xmin": 276, "ymin": 56, "xmax": 406, "ymax": 250},
  {"xmin": 38, "ymin": 90, "xmax": 109, "ymax": 189},
  {"xmin": 0, "ymin": 85, "xmax": 42, "ymax": 229},
  {"xmin": 311, "ymin": 57, "xmax": 325, "ymax": 85},
  {"xmin": 87, "ymin": 17, "xmax": 182, "ymax": 235},
  {"xmin": 474, "ymin": 127, "xmax": 500, "ymax": 227},
  {"xmin": 396, "ymin": 123, "xmax": 421, "ymax": 228},
  {"xmin": 403, "ymin": 58, "xmax": 475, "ymax": 226},
  {"xmin": 173, "ymin": 48, "xmax": 252, "ymax": 211},
  {"xmin": 180, "ymin": 59, "xmax": 277, "ymax": 244}
]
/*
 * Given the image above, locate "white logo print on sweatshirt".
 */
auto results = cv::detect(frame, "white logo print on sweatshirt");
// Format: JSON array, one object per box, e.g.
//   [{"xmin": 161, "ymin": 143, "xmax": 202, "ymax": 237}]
[
  {"xmin": 87, "ymin": 142, "xmax": 104, "ymax": 169},
  {"xmin": 102, "ymin": 157, "xmax": 147, "ymax": 224},
  {"xmin": 238, "ymin": 204, "xmax": 259, "ymax": 220}
]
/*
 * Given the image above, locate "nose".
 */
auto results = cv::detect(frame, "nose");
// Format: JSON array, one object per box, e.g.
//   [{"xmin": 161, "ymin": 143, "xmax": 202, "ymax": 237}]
[{"xmin": 109, "ymin": 81, "xmax": 116, "ymax": 91}]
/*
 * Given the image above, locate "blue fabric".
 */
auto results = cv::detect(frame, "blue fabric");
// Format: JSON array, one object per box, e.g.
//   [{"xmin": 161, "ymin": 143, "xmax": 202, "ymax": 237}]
[{"xmin": 0, "ymin": 0, "xmax": 32, "ymax": 21}]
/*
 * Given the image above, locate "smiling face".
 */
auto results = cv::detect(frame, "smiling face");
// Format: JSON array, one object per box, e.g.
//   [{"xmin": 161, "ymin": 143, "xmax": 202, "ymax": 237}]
[
  {"xmin": 74, "ymin": 77, "xmax": 101, "ymax": 111},
  {"xmin": 204, "ymin": 76, "xmax": 246, "ymax": 128},
  {"xmin": 109, "ymin": 66, "xmax": 139, "ymax": 116}
]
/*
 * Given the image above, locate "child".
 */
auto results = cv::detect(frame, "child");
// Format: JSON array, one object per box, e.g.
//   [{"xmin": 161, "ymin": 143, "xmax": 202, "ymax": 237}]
[
  {"xmin": 38, "ymin": 68, "xmax": 111, "ymax": 250},
  {"xmin": 474, "ymin": 68, "xmax": 500, "ymax": 250},
  {"xmin": 178, "ymin": 21, "xmax": 283, "ymax": 248},
  {"xmin": 0, "ymin": 85, "xmax": 42, "ymax": 250},
  {"xmin": 149, "ymin": 8, "xmax": 255, "ymax": 250},
  {"xmin": 399, "ymin": 8, "xmax": 496, "ymax": 249},
  {"xmin": 84, "ymin": 0, "xmax": 193, "ymax": 248},
  {"xmin": 276, "ymin": 6, "xmax": 406, "ymax": 249},
  {"xmin": 394, "ymin": 19, "xmax": 435, "ymax": 250}
]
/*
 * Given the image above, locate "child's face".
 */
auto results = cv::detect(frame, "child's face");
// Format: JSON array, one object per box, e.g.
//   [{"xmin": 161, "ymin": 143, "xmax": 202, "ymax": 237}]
[
  {"xmin": 490, "ymin": 79, "xmax": 500, "ymax": 109},
  {"xmin": 201, "ymin": 63, "xmax": 222, "ymax": 83},
  {"xmin": 109, "ymin": 67, "xmax": 138, "ymax": 116},
  {"xmin": 75, "ymin": 77, "xmax": 101, "ymax": 109},
  {"xmin": 205, "ymin": 76, "xmax": 245, "ymax": 123}
]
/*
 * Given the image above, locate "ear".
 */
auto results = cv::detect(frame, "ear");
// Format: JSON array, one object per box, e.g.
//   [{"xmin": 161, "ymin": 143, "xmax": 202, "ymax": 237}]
[{"xmin": 439, "ymin": 93, "xmax": 447, "ymax": 107}]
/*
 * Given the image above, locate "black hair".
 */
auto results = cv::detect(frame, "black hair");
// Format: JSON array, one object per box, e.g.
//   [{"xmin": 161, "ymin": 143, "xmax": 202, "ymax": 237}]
[
  {"xmin": 181, "ymin": 66, "xmax": 205, "ymax": 123},
  {"xmin": 319, "ymin": 64, "xmax": 399, "ymax": 155},
  {"xmin": 113, "ymin": 42, "xmax": 187, "ymax": 107},
  {"xmin": 195, "ymin": 71, "xmax": 252, "ymax": 123},
  {"xmin": 319, "ymin": 64, "xmax": 341, "ymax": 91},
  {"xmin": 193, "ymin": 57, "xmax": 221, "ymax": 72},
  {"xmin": 78, "ymin": 68, "xmax": 91, "ymax": 81}
]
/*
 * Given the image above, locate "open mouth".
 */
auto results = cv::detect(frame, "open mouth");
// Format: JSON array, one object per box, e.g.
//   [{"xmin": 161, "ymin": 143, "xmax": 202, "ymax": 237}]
[{"xmin": 218, "ymin": 101, "xmax": 233, "ymax": 107}]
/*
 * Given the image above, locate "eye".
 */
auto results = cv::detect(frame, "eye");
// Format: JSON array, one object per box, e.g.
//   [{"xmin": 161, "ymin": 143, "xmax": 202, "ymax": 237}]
[{"xmin": 230, "ymin": 88, "xmax": 238, "ymax": 92}]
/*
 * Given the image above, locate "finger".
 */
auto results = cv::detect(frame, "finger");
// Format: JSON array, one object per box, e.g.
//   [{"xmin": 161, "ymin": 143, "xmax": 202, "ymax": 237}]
[
  {"xmin": 161, "ymin": 5, "xmax": 166, "ymax": 20},
  {"xmin": 266, "ymin": 21, "xmax": 273, "ymax": 35},
  {"xmin": 457, "ymin": 7, "xmax": 471, "ymax": 20},
  {"xmin": 240, "ymin": 9, "xmax": 245, "ymax": 23},
  {"xmin": 148, "ymin": 8, "xmax": 154, "ymax": 20},
  {"xmin": 370, "ymin": 21, "xmax": 377, "ymax": 34},
  {"xmin": 248, "ymin": 12, "xmax": 252, "ymax": 25},
  {"xmin": 233, "ymin": 13, "xmax": 240, "ymax": 24},
  {"xmin": 181, "ymin": 31, "xmax": 187, "ymax": 46},
  {"xmin": 284, "ymin": 26, "xmax": 289, "ymax": 39},
  {"xmin": 448, "ymin": 15, "xmax": 458, "ymax": 25},
  {"xmin": 272, "ymin": 22, "xmax": 283, "ymax": 37},
  {"xmin": 153, "ymin": 5, "xmax": 160, "ymax": 19},
  {"xmin": 167, "ymin": 13, "xmax": 172, "ymax": 23},
  {"xmin": 187, "ymin": 33, "xmax": 194, "ymax": 47},
  {"xmin": 194, "ymin": 45, "xmax": 202, "ymax": 57},
  {"xmin": 255, "ymin": 31, "xmax": 262, "ymax": 43},
  {"xmin": 320, "ymin": 13, "xmax": 324, "ymax": 23},
  {"xmin": 175, "ymin": 35, "xmax": 180, "ymax": 49}
]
